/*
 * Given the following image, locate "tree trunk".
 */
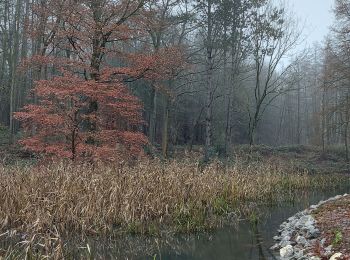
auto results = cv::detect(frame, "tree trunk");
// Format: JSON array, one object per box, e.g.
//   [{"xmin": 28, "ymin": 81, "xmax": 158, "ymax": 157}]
[
  {"xmin": 297, "ymin": 80, "xmax": 301, "ymax": 144},
  {"xmin": 223, "ymin": 26, "xmax": 231, "ymax": 156},
  {"xmin": 248, "ymin": 108, "xmax": 259, "ymax": 146},
  {"xmin": 321, "ymin": 85, "xmax": 327, "ymax": 152},
  {"xmin": 149, "ymin": 88, "xmax": 157, "ymax": 145},
  {"xmin": 9, "ymin": 0, "xmax": 22, "ymax": 144},
  {"xmin": 224, "ymin": 91, "xmax": 232, "ymax": 154},
  {"xmin": 204, "ymin": 0, "xmax": 213, "ymax": 162},
  {"xmin": 162, "ymin": 97, "xmax": 169, "ymax": 158},
  {"xmin": 344, "ymin": 121, "xmax": 349, "ymax": 162},
  {"xmin": 204, "ymin": 65, "xmax": 213, "ymax": 159},
  {"xmin": 248, "ymin": 121, "xmax": 256, "ymax": 146},
  {"xmin": 345, "ymin": 94, "xmax": 350, "ymax": 162}
]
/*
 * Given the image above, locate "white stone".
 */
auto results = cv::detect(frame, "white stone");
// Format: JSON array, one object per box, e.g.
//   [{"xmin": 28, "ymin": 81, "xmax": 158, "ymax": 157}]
[
  {"xmin": 296, "ymin": 235, "xmax": 308, "ymax": 245},
  {"xmin": 309, "ymin": 257, "xmax": 321, "ymax": 260},
  {"xmin": 282, "ymin": 235, "xmax": 291, "ymax": 241},
  {"xmin": 324, "ymin": 245, "xmax": 333, "ymax": 252},
  {"xmin": 324, "ymin": 244, "xmax": 332, "ymax": 253},
  {"xmin": 334, "ymin": 195, "xmax": 342, "ymax": 200},
  {"xmin": 270, "ymin": 244, "xmax": 280, "ymax": 251},
  {"xmin": 305, "ymin": 227, "xmax": 320, "ymax": 239},
  {"xmin": 304, "ymin": 209, "xmax": 311, "ymax": 214},
  {"xmin": 281, "ymin": 230, "xmax": 292, "ymax": 238},
  {"xmin": 280, "ymin": 245, "xmax": 293, "ymax": 258},
  {"xmin": 294, "ymin": 248, "xmax": 304, "ymax": 258},
  {"xmin": 279, "ymin": 240, "xmax": 292, "ymax": 247},
  {"xmin": 298, "ymin": 215, "xmax": 315, "ymax": 227},
  {"xmin": 288, "ymin": 216, "xmax": 295, "ymax": 222},
  {"xmin": 273, "ymin": 235, "xmax": 281, "ymax": 241},
  {"xmin": 330, "ymin": 253, "xmax": 343, "ymax": 260}
]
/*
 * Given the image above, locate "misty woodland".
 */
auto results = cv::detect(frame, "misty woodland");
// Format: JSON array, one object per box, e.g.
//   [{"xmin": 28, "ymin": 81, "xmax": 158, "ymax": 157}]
[{"xmin": 0, "ymin": 0, "xmax": 350, "ymax": 259}]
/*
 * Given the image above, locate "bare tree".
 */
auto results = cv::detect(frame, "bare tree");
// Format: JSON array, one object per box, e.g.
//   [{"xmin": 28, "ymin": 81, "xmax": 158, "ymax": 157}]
[{"xmin": 247, "ymin": 3, "xmax": 301, "ymax": 145}]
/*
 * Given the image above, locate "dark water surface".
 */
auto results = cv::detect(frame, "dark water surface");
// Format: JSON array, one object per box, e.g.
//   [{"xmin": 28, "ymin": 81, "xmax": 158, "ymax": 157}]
[
  {"xmin": 154, "ymin": 188, "xmax": 350, "ymax": 260},
  {"xmin": 80, "ymin": 186, "xmax": 350, "ymax": 260}
]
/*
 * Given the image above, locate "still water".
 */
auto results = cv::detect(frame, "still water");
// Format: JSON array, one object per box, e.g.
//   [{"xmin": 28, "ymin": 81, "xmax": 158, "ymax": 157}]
[{"xmin": 80, "ymin": 186, "xmax": 350, "ymax": 260}]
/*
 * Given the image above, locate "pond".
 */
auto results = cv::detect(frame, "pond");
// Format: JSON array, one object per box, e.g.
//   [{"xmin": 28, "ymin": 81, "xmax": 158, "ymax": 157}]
[{"xmin": 75, "ymin": 186, "xmax": 350, "ymax": 260}]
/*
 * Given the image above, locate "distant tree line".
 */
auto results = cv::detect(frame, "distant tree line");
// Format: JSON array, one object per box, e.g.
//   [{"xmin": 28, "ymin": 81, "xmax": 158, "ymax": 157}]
[{"xmin": 0, "ymin": 0, "xmax": 347, "ymax": 161}]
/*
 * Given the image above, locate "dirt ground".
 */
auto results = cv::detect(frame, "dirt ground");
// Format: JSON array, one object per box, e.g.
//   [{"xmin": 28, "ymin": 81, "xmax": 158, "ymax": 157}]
[{"xmin": 312, "ymin": 195, "xmax": 350, "ymax": 259}]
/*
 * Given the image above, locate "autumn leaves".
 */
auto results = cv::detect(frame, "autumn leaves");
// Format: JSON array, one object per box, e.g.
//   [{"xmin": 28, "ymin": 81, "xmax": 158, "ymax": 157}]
[{"xmin": 14, "ymin": 0, "xmax": 185, "ymax": 161}]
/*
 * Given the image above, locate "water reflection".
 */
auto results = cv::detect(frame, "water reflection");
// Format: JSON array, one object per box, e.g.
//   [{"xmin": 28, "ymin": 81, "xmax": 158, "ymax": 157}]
[
  {"xmin": 87, "ymin": 187, "xmax": 350, "ymax": 259},
  {"xmin": 2, "ymin": 188, "xmax": 349, "ymax": 259}
]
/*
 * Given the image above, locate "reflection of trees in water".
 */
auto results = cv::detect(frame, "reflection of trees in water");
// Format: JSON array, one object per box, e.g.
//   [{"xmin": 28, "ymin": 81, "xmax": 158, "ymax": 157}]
[
  {"xmin": 65, "ymin": 192, "xmax": 315, "ymax": 259},
  {"xmin": 249, "ymin": 218, "xmax": 278, "ymax": 260},
  {"xmin": 56, "ymin": 188, "xmax": 349, "ymax": 259},
  {"xmin": 66, "ymin": 232, "xmax": 205, "ymax": 259}
]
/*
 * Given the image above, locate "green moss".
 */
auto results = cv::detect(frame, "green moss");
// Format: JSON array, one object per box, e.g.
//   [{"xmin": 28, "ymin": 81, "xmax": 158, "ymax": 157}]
[{"xmin": 332, "ymin": 229, "xmax": 343, "ymax": 247}]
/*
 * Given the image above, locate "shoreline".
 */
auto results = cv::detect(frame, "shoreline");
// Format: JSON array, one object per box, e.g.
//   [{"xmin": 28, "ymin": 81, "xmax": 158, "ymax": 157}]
[{"xmin": 271, "ymin": 194, "xmax": 350, "ymax": 260}]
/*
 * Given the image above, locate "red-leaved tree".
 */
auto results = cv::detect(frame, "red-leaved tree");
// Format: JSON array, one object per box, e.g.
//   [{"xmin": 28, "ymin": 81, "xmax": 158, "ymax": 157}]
[
  {"xmin": 15, "ymin": 0, "xmax": 185, "ymax": 161},
  {"xmin": 15, "ymin": 72, "xmax": 148, "ymax": 161}
]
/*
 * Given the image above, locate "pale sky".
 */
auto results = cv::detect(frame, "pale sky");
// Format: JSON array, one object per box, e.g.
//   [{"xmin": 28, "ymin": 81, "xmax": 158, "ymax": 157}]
[{"xmin": 290, "ymin": 0, "xmax": 334, "ymax": 47}]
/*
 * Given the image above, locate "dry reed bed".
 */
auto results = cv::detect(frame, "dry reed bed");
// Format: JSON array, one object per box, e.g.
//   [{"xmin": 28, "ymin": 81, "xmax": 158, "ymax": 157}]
[{"xmin": 0, "ymin": 158, "xmax": 346, "ymax": 240}]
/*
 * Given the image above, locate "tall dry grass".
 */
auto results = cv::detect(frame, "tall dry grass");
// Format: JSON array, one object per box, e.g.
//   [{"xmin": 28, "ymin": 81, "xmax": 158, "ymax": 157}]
[
  {"xmin": 0, "ymin": 158, "xmax": 347, "ymax": 258},
  {"xmin": 0, "ymin": 158, "xmax": 345, "ymax": 234}
]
